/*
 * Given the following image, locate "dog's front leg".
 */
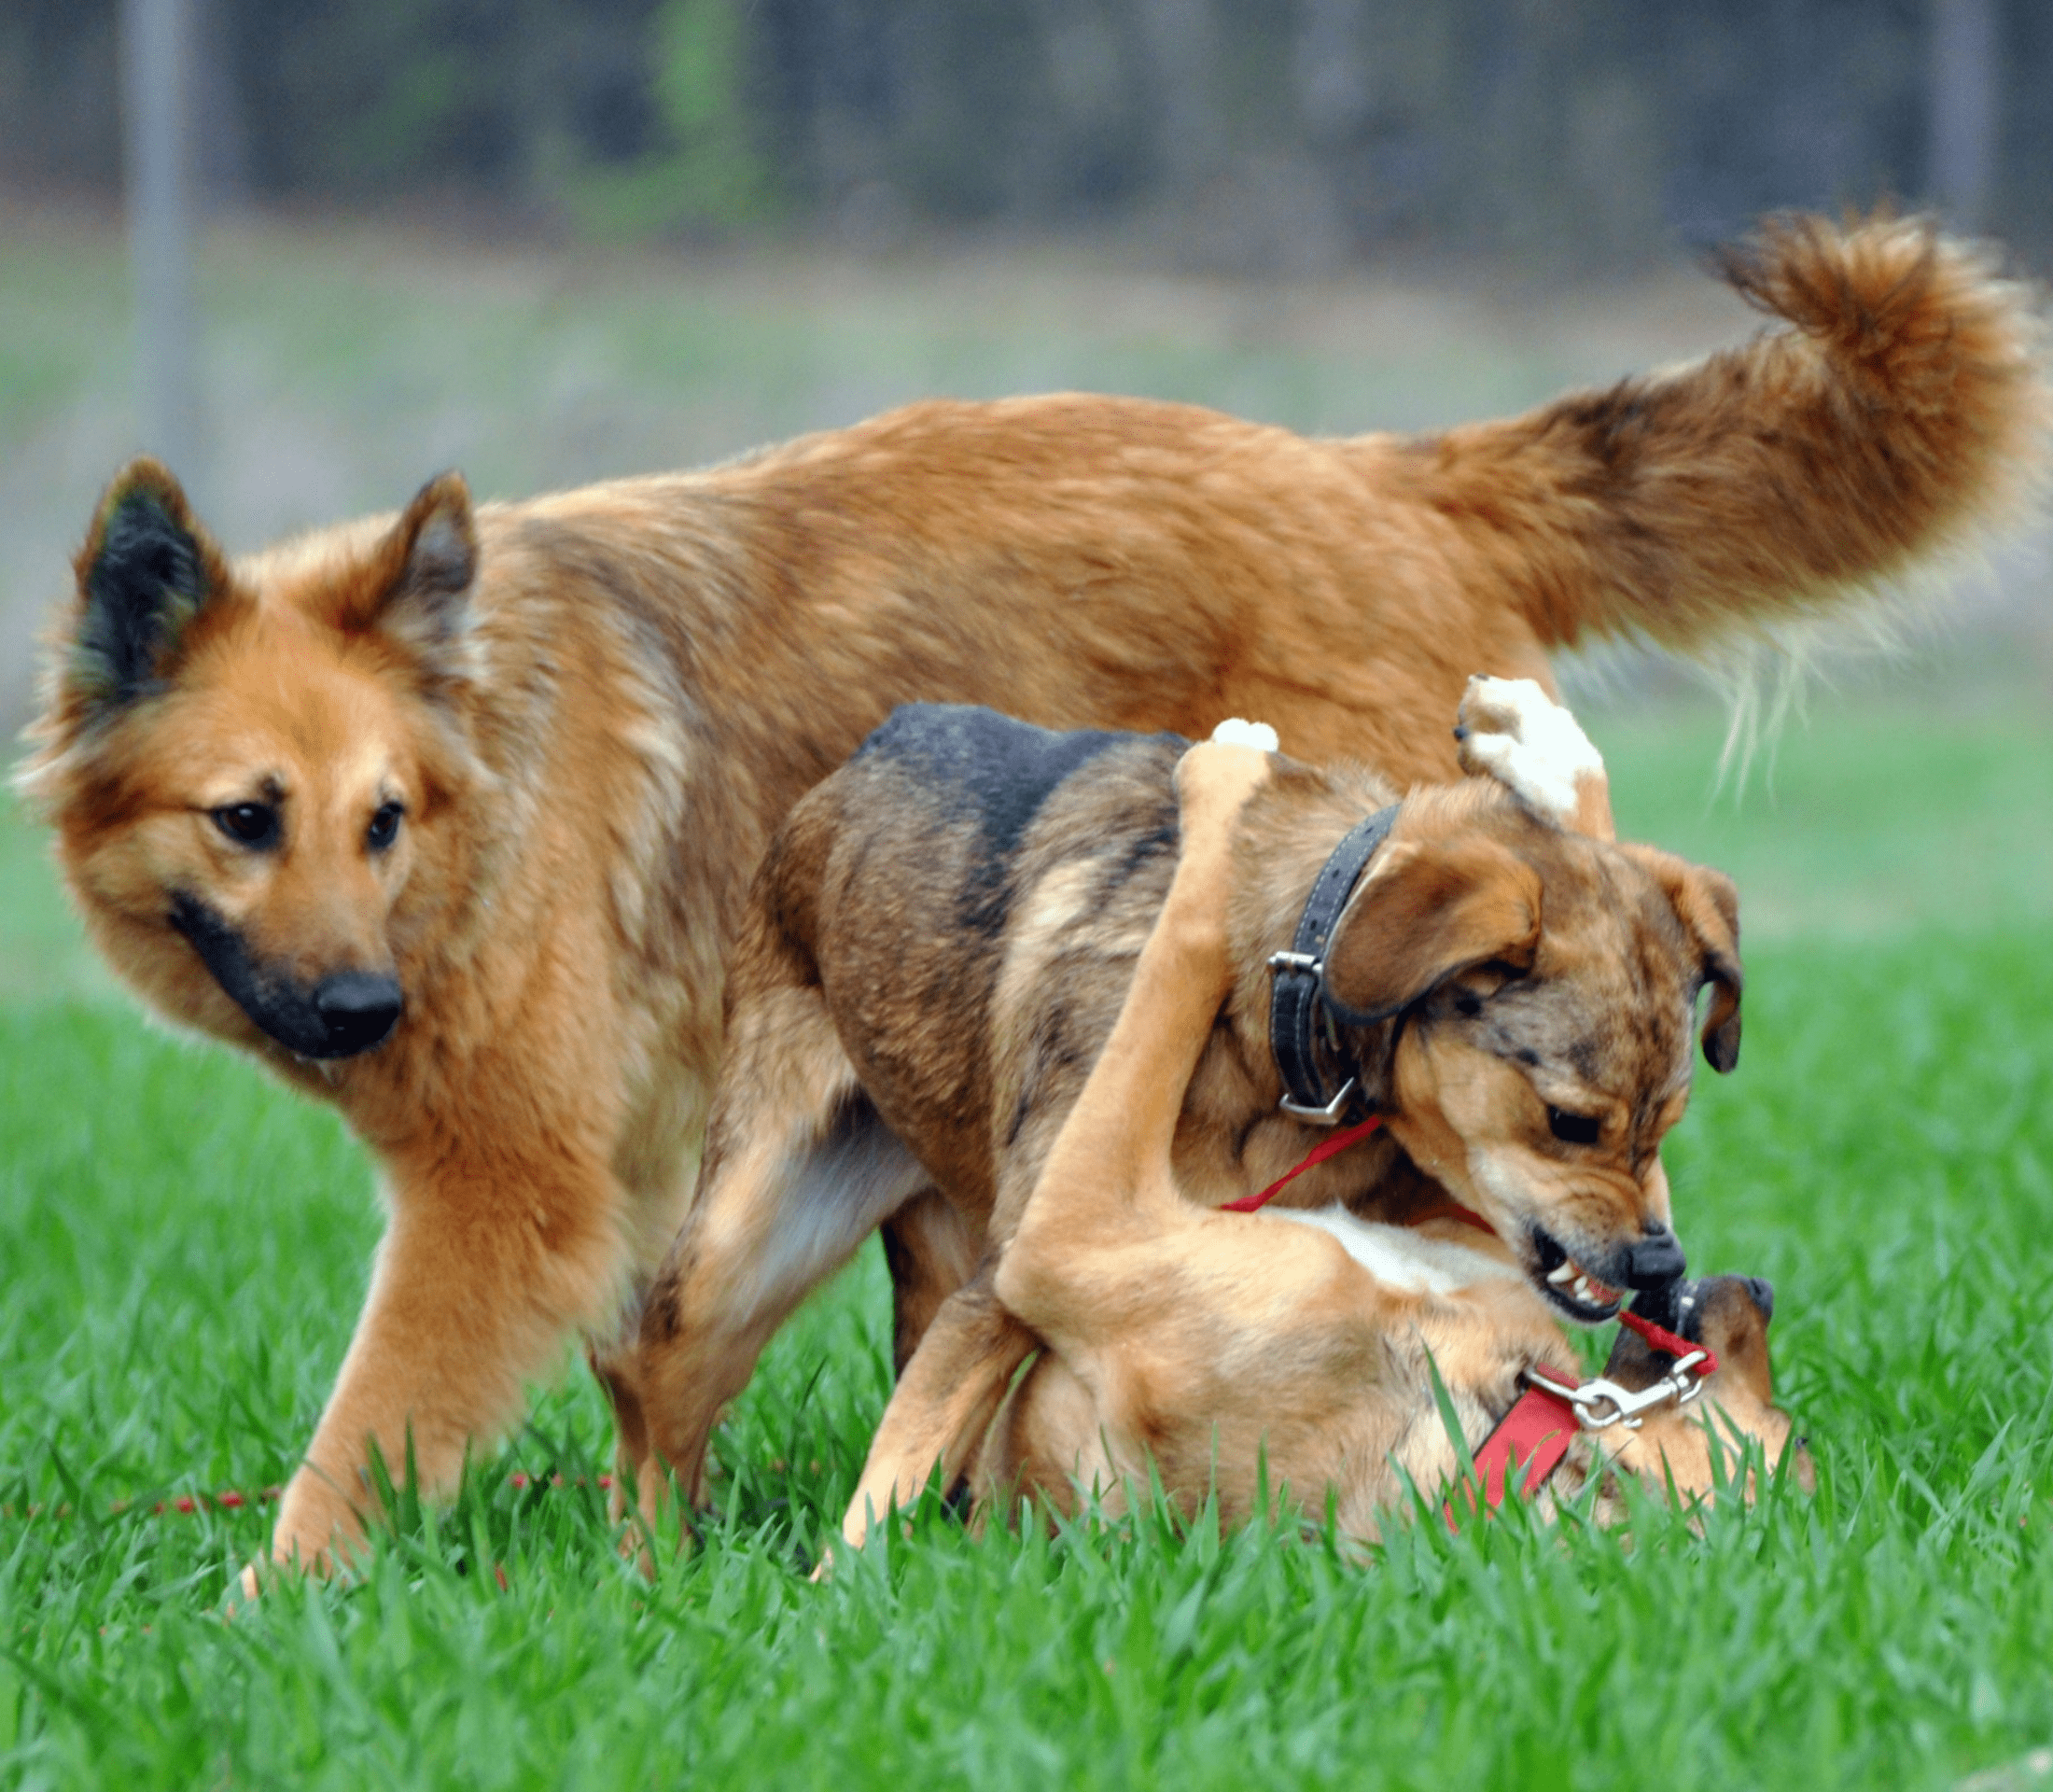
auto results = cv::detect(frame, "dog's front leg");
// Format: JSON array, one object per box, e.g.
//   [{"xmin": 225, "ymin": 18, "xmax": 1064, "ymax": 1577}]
[
  {"xmin": 836, "ymin": 1275, "xmax": 1036, "ymax": 1552},
  {"xmin": 999, "ymin": 740, "xmax": 1273, "ymax": 1331},
  {"xmin": 263, "ymin": 1140, "xmax": 621, "ymax": 1580}
]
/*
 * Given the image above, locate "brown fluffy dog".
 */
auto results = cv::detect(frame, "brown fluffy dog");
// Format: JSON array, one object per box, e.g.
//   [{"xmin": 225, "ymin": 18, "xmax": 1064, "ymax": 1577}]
[
  {"xmin": 16, "ymin": 217, "xmax": 2035, "ymax": 1574},
  {"xmin": 613, "ymin": 679, "xmax": 1745, "ymax": 1537},
  {"xmin": 929, "ymin": 739, "xmax": 1799, "ymax": 1543}
]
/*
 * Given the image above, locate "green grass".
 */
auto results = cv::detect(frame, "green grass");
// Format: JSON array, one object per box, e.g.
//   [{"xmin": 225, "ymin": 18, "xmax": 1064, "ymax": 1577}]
[{"xmin": 4, "ymin": 695, "xmax": 2052, "ymax": 1788}]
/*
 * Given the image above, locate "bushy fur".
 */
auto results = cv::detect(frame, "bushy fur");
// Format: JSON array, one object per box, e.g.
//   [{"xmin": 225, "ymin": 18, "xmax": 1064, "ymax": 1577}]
[{"xmin": 15, "ymin": 215, "xmax": 2039, "ymax": 1574}]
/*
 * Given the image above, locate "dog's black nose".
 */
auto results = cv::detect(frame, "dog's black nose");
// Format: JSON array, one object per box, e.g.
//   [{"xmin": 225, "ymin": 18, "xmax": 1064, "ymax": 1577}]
[
  {"xmin": 1624, "ymin": 1225, "xmax": 1686, "ymax": 1291},
  {"xmin": 313, "ymin": 971, "xmax": 404, "ymax": 1054}
]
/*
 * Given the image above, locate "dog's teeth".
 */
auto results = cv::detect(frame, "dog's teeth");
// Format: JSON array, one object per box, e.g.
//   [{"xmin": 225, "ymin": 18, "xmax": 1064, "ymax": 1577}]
[
  {"xmin": 1547, "ymin": 1261, "xmax": 1576, "ymax": 1285},
  {"xmin": 1573, "ymin": 1275, "xmax": 1593, "ymax": 1302}
]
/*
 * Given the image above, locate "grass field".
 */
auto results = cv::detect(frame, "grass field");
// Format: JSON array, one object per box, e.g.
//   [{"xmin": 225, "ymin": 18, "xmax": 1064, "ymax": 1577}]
[
  {"xmin": 4, "ymin": 196, "xmax": 2052, "ymax": 1788},
  {"xmin": 3, "ymin": 689, "xmax": 2052, "ymax": 1789}
]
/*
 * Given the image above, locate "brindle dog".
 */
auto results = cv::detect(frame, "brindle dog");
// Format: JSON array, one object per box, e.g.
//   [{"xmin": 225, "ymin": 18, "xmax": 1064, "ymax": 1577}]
[
  {"xmin": 608, "ymin": 679, "xmax": 1746, "ymax": 1533},
  {"xmin": 943, "ymin": 737, "xmax": 1796, "ymax": 1540}
]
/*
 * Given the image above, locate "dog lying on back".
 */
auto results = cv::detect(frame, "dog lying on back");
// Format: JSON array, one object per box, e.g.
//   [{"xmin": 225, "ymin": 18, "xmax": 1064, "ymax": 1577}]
[
  {"xmin": 610, "ymin": 679, "xmax": 1752, "ymax": 1533},
  {"xmin": 939, "ymin": 738, "xmax": 1799, "ymax": 1539}
]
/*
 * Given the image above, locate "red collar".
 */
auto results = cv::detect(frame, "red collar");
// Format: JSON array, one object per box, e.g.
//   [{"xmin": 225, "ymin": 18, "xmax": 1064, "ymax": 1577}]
[
  {"xmin": 1450, "ymin": 1310, "xmax": 1721, "ymax": 1527},
  {"xmin": 1452, "ymin": 1375, "xmax": 1583, "ymax": 1522}
]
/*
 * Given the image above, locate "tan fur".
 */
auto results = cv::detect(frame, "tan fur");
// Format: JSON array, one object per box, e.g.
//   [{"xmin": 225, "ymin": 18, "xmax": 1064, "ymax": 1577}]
[
  {"xmin": 864, "ymin": 745, "xmax": 1801, "ymax": 1547},
  {"xmin": 16, "ymin": 217, "xmax": 2027, "ymax": 1573},
  {"xmin": 616, "ymin": 685, "xmax": 1749, "ymax": 1540}
]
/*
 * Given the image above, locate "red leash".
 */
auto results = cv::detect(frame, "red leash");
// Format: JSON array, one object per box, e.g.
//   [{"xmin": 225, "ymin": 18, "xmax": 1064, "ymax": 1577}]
[
  {"xmin": 1220, "ymin": 1114, "xmax": 1384, "ymax": 1211},
  {"xmin": 1615, "ymin": 1308, "xmax": 1712, "ymax": 1368}
]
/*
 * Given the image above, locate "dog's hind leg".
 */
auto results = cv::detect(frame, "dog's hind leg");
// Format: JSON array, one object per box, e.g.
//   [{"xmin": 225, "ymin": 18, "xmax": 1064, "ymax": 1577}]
[
  {"xmin": 619, "ymin": 980, "xmax": 929, "ymax": 1519},
  {"xmin": 880, "ymin": 1188, "xmax": 981, "ymax": 1376},
  {"xmin": 836, "ymin": 1273, "xmax": 1037, "ymax": 1552},
  {"xmin": 1455, "ymin": 675, "xmax": 1614, "ymax": 840}
]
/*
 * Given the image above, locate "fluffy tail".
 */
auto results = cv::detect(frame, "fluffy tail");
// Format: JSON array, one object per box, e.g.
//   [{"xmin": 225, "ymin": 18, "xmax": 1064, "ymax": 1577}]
[{"xmin": 1394, "ymin": 214, "xmax": 2046, "ymax": 653}]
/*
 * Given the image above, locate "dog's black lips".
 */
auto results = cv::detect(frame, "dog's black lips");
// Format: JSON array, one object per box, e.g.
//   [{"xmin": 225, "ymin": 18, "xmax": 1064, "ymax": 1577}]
[
  {"xmin": 168, "ymin": 891, "xmax": 399, "ymax": 1060},
  {"xmin": 1529, "ymin": 1224, "xmax": 1627, "ymax": 1324}
]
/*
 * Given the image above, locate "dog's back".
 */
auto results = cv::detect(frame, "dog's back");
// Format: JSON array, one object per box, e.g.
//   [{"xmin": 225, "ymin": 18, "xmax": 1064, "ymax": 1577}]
[{"xmin": 759, "ymin": 704, "xmax": 1187, "ymax": 1216}]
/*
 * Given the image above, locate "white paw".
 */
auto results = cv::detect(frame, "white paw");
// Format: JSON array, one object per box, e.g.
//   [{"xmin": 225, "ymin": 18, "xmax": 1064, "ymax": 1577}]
[
  {"xmin": 1456, "ymin": 676, "xmax": 1604, "ymax": 825},
  {"xmin": 1209, "ymin": 717, "xmax": 1279, "ymax": 752}
]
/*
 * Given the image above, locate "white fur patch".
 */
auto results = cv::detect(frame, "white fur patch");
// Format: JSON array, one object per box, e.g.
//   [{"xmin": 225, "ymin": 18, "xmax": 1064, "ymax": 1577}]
[
  {"xmin": 1209, "ymin": 718, "xmax": 1279, "ymax": 752},
  {"xmin": 1263, "ymin": 1205, "xmax": 1517, "ymax": 1295},
  {"xmin": 1459, "ymin": 676, "xmax": 1604, "ymax": 825}
]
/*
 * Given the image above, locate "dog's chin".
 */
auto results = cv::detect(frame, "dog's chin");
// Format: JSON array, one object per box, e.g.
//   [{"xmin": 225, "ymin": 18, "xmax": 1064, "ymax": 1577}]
[
  {"xmin": 1529, "ymin": 1225, "xmax": 1626, "ymax": 1324},
  {"xmin": 268, "ymin": 1023, "xmax": 394, "ymax": 1062}
]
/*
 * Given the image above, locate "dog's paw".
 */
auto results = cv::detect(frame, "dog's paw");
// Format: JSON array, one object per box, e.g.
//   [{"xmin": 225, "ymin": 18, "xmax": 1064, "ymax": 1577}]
[
  {"xmin": 1456, "ymin": 676, "xmax": 1605, "ymax": 830},
  {"xmin": 1209, "ymin": 717, "xmax": 1279, "ymax": 752}
]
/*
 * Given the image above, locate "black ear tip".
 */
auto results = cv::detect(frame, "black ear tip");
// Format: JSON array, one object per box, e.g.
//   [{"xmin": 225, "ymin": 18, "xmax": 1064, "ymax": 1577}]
[
  {"xmin": 1744, "ymin": 1277, "xmax": 1775, "ymax": 1322},
  {"xmin": 69, "ymin": 457, "xmax": 219, "ymax": 708}
]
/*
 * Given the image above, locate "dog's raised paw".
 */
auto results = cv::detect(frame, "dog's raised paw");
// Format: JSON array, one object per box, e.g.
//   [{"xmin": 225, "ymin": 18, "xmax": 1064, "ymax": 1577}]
[
  {"xmin": 1208, "ymin": 718, "xmax": 1279, "ymax": 752},
  {"xmin": 1456, "ymin": 676, "xmax": 1604, "ymax": 829}
]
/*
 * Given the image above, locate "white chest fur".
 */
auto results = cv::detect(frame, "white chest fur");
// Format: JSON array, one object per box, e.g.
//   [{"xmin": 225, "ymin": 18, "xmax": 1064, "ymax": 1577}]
[{"xmin": 1261, "ymin": 1205, "xmax": 1517, "ymax": 1295}]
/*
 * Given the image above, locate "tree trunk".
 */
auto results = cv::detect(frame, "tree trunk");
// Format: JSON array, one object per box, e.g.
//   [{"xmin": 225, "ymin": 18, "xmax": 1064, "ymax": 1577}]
[
  {"xmin": 121, "ymin": 0, "xmax": 201, "ymax": 484},
  {"xmin": 1930, "ymin": 0, "xmax": 1997, "ymax": 230}
]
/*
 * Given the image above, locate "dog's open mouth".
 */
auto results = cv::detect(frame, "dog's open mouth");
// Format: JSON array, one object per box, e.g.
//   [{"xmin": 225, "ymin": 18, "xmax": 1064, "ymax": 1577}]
[{"xmin": 1531, "ymin": 1226, "xmax": 1626, "ymax": 1323}]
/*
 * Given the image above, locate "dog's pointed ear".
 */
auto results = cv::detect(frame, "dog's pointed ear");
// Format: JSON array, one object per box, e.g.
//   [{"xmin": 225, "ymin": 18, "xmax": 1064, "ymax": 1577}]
[
  {"xmin": 65, "ymin": 458, "xmax": 230, "ymax": 713},
  {"xmin": 1320, "ymin": 834, "xmax": 1543, "ymax": 1026},
  {"xmin": 1620, "ymin": 845, "xmax": 1743, "ymax": 1073},
  {"xmin": 333, "ymin": 472, "xmax": 477, "ymax": 673}
]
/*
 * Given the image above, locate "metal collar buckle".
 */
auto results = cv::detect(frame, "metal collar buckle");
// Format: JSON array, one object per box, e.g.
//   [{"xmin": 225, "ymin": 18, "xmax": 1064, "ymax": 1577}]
[
  {"xmin": 1267, "ymin": 952, "xmax": 1359, "ymax": 1125},
  {"xmin": 1524, "ymin": 1351, "xmax": 1712, "ymax": 1432},
  {"xmin": 1265, "ymin": 805, "xmax": 1398, "ymax": 1127},
  {"xmin": 1278, "ymin": 1076, "xmax": 1358, "ymax": 1126}
]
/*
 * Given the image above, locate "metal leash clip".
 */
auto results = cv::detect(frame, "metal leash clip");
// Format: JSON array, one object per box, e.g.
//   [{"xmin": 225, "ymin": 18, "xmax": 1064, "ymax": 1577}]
[{"xmin": 1524, "ymin": 1351, "xmax": 1712, "ymax": 1432}]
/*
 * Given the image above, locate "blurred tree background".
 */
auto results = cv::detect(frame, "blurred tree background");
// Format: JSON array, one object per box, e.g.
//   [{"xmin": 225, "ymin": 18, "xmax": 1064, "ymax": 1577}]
[{"xmin": 0, "ymin": 0, "xmax": 2034, "ymax": 268}]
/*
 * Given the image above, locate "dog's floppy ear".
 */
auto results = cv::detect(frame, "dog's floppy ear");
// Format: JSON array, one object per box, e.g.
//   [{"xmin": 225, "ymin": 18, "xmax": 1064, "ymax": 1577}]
[
  {"xmin": 1320, "ymin": 834, "xmax": 1543, "ymax": 1026},
  {"xmin": 328, "ymin": 471, "xmax": 478, "ymax": 678},
  {"xmin": 1619, "ymin": 845, "xmax": 1743, "ymax": 1073},
  {"xmin": 64, "ymin": 458, "xmax": 232, "ymax": 714}
]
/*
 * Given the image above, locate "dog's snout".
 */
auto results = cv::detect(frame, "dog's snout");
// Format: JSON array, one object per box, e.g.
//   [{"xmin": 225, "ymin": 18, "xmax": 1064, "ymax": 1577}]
[
  {"xmin": 1743, "ymin": 1276, "xmax": 1775, "ymax": 1322},
  {"xmin": 314, "ymin": 970, "xmax": 404, "ymax": 1054},
  {"xmin": 1624, "ymin": 1225, "xmax": 1686, "ymax": 1292}
]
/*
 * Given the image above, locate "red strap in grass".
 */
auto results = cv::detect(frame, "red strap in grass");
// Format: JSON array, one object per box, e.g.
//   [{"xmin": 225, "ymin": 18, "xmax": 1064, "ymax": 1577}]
[
  {"xmin": 1445, "ymin": 1374, "xmax": 1581, "ymax": 1529},
  {"xmin": 1447, "ymin": 1314, "xmax": 1720, "ymax": 1529},
  {"xmin": 1220, "ymin": 1114, "xmax": 1383, "ymax": 1212}
]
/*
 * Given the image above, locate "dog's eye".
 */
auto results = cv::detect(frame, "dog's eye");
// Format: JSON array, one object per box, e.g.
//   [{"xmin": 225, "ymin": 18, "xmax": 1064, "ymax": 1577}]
[
  {"xmin": 212, "ymin": 803, "xmax": 279, "ymax": 849},
  {"xmin": 1547, "ymin": 1106, "xmax": 1602, "ymax": 1146},
  {"xmin": 366, "ymin": 802, "xmax": 405, "ymax": 852}
]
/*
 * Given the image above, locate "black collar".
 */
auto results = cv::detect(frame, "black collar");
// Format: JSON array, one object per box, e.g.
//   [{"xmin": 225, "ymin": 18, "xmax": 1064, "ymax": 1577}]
[{"xmin": 1266, "ymin": 804, "xmax": 1399, "ymax": 1123}]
